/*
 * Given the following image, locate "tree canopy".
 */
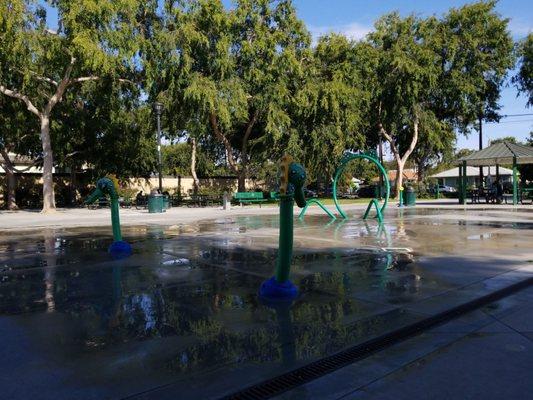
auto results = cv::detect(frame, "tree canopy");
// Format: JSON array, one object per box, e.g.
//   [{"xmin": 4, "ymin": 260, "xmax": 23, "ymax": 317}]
[
  {"xmin": 1, "ymin": 0, "xmax": 527, "ymax": 208},
  {"xmin": 515, "ymin": 33, "xmax": 533, "ymax": 107}
]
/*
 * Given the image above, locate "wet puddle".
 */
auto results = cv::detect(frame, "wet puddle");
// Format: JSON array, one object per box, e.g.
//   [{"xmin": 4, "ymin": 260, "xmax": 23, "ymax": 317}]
[{"xmin": 0, "ymin": 209, "xmax": 532, "ymax": 399}]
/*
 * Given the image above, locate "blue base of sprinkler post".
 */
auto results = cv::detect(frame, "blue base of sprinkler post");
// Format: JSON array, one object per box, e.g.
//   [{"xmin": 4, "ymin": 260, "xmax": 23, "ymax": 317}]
[
  {"xmin": 259, "ymin": 277, "xmax": 298, "ymax": 301},
  {"xmin": 108, "ymin": 241, "xmax": 132, "ymax": 257}
]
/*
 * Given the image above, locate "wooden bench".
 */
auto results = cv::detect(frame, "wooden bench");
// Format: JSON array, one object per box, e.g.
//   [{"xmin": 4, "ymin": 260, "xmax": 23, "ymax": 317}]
[{"xmin": 233, "ymin": 192, "xmax": 268, "ymax": 207}]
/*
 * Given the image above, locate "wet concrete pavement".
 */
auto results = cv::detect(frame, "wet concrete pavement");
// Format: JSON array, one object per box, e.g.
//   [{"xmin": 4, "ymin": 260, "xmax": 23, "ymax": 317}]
[
  {"xmin": 275, "ymin": 286, "xmax": 533, "ymax": 400},
  {"xmin": 0, "ymin": 208, "xmax": 531, "ymax": 399}
]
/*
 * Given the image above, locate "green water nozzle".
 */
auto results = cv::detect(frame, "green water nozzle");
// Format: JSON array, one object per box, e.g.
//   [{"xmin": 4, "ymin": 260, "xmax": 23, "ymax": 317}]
[
  {"xmin": 85, "ymin": 177, "xmax": 127, "ymax": 249},
  {"xmin": 85, "ymin": 187, "xmax": 104, "ymax": 205},
  {"xmin": 279, "ymin": 155, "xmax": 307, "ymax": 205},
  {"xmin": 288, "ymin": 163, "xmax": 307, "ymax": 208},
  {"xmin": 85, "ymin": 177, "xmax": 119, "ymax": 204}
]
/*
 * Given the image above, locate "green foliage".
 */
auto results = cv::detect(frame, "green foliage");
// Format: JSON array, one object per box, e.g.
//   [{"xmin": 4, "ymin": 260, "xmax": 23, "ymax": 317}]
[
  {"xmin": 514, "ymin": 33, "xmax": 533, "ymax": 107},
  {"xmin": 162, "ymin": 141, "xmax": 226, "ymax": 177},
  {"xmin": 0, "ymin": 0, "xmax": 526, "ymax": 208},
  {"xmin": 436, "ymin": 1, "xmax": 515, "ymax": 128},
  {"xmin": 146, "ymin": 0, "xmax": 311, "ymax": 189},
  {"xmin": 489, "ymin": 136, "xmax": 518, "ymax": 145},
  {"xmin": 293, "ymin": 34, "xmax": 369, "ymax": 180},
  {"xmin": 410, "ymin": 109, "xmax": 455, "ymax": 180},
  {"xmin": 52, "ymin": 80, "xmax": 157, "ymax": 179}
]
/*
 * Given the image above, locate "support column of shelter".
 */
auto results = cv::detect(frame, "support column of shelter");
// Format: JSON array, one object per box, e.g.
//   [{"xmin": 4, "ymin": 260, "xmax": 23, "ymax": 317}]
[
  {"xmin": 463, "ymin": 161, "xmax": 468, "ymax": 204},
  {"xmin": 458, "ymin": 161, "xmax": 467, "ymax": 205},
  {"xmin": 513, "ymin": 156, "xmax": 518, "ymax": 206},
  {"xmin": 458, "ymin": 164, "xmax": 463, "ymax": 204}
]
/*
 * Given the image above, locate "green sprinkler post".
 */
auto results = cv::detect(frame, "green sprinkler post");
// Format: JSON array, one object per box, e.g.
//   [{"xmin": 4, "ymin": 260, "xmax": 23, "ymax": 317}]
[
  {"xmin": 260, "ymin": 155, "xmax": 306, "ymax": 301},
  {"xmin": 398, "ymin": 186, "xmax": 404, "ymax": 208},
  {"xmin": 276, "ymin": 196, "xmax": 294, "ymax": 283},
  {"xmin": 85, "ymin": 177, "xmax": 132, "ymax": 257}
]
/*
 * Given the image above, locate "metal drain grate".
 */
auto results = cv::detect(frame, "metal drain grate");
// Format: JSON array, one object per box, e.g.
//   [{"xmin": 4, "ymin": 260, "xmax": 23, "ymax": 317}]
[{"xmin": 222, "ymin": 277, "xmax": 533, "ymax": 400}]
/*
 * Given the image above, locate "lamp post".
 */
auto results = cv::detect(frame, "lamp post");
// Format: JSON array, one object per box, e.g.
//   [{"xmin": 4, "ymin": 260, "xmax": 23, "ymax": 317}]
[{"xmin": 153, "ymin": 102, "xmax": 163, "ymax": 193}]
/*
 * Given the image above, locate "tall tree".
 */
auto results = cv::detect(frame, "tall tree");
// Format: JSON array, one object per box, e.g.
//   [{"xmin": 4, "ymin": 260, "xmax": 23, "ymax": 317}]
[
  {"xmin": 152, "ymin": 0, "xmax": 311, "ymax": 191},
  {"xmin": 366, "ymin": 13, "xmax": 440, "ymax": 196},
  {"xmin": 0, "ymin": 0, "xmax": 141, "ymax": 212},
  {"xmin": 514, "ymin": 33, "xmax": 533, "ymax": 107},
  {"xmin": 293, "ymin": 34, "xmax": 369, "ymax": 181},
  {"xmin": 439, "ymin": 1, "xmax": 514, "ymax": 180}
]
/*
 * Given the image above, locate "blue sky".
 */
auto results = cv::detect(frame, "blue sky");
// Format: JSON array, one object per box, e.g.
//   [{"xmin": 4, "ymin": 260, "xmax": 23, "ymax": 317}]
[{"xmin": 44, "ymin": 0, "xmax": 532, "ymax": 151}]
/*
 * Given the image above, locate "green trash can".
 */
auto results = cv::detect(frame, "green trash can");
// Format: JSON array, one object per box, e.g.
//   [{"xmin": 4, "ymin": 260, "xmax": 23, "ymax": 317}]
[
  {"xmin": 148, "ymin": 194, "xmax": 164, "ymax": 213},
  {"xmin": 162, "ymin": 195, "xmax": 170, "ymax": 210},
  {"xmin": 403, "ymin": 186, "xmax": 416, "ymax": 206}
]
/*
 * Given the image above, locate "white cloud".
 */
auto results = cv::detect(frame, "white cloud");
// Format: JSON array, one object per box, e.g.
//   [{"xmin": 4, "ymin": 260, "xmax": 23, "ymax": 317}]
[{"xmin": 309, "ymin": 21, "xmax": 372, "ymax": 44}]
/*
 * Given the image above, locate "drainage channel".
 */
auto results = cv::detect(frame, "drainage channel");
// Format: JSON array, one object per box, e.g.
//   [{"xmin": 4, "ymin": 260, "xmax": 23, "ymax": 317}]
[{"xmin": 221, "ymin": 277, "xmax": 533, "ymax": 400}]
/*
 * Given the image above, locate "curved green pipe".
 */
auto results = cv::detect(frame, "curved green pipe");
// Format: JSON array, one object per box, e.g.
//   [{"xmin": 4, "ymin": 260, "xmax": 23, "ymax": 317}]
[
  {"xmin": 332, "ymin": 153, "xmax": 390, "ymax": 220},
  {"xmin": 275, "ymin": 162, "xmax": 306, "ymax": 284},
  {"xmin": 85, "ymin": 177, "xmax": 122, "ymax": 242},
  {"xmin": 298, "ymin": 198, "xmax": 336, "ymax": 220}
]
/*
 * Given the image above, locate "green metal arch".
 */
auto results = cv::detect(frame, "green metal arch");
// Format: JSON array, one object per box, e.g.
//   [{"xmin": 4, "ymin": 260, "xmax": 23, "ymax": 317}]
[
  {"xmin": 332, "ymin": 153, "xmax": 390, "ymax": 219},
  {"xmin": 298, "ymin": 198, "xmax": 336, "ymax": 220}
]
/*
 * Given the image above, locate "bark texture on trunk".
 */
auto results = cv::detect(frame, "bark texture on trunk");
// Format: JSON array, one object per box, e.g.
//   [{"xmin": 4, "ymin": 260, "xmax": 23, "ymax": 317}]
[
  {"xmin": 0, "ymin": 148, "xmax": 18, "ymax": 210},
  {"xmin": 237, "ymin": 170, "xmax": 246, "ymax": 192},
  {"xmin": 40, "ymin": 115, "xmax": 56, "ymax": 212},
  {"xmin": 395, "ymin": 160, "xmax": 405, "ymax": 198},
  {"xmin": 380, "ymin": 113, "xmax": 419, "ymax": 198},
  {"xmin": 190, "ymin": 137, "xmax": 199, "ymax": 193},
  {"xmin": 1, "ymin": 57, "xmax": 76, "ymax": 213},
  {"xmin": 6, "ymin": 168, "xmax": 17, "ymax": 210},
  {"xmin": 209, "ymin": 113, "xmax": 239, "ymax": 175},
  {"xmin": 209, "ymin": 111, "xmax": 258, "ymax": 193}
]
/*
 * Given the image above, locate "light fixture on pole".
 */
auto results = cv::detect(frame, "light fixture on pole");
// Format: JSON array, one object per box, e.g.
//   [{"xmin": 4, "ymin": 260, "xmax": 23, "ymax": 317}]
[{"xmin": 153, "ymin": 102, "xmax": 163, "ymax": 193}]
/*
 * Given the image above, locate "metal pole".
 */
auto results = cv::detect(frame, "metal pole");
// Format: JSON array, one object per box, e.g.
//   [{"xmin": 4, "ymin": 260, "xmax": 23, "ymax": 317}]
[
  {"xmin": 513, "ymin": 157, "xmax": 518, "ymax": 206},
  {"xmin": 378, "ymin": 138, "xmax": 384, "ymax": 198},
  {"xmin": 458, "ymin": 165, "xmax": 463, "ymax": 204},
  {"xmin": 478, "ymin": 116, "xmax": 483, "ymax": 187},
  {"xmin": 157, "ymin": 110, "xmax": 163, "ymax": 193},
  {"xmin": 462, "ymin": 161, "xmax": 467, "ymax": 205}
]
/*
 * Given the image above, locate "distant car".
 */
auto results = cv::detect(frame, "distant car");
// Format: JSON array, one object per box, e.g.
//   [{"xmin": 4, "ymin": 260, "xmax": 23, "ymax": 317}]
[{"xmin": 438, "ymin": 185, "xmax": 456, "ymax": 193}]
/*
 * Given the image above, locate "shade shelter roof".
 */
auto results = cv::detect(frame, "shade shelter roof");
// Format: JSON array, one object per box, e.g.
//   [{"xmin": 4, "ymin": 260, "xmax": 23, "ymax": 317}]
[
  {"xmin": 457, "ymin": 141, "xmax": 533, "ymax": 166},
  {"xmin": 431, "ymin": 166, "xmax": 514, "ymax": 179}
]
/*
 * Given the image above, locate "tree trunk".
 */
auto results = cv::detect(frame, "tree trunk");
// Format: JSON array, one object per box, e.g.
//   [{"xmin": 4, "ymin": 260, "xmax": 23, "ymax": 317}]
[
  {"xmin": 380, "ymin": 112, "xmax": 419, "ymax": 199},
  {"xmin": 395, "ymin": 159, "xmax": 406, "ymax": 199},
  {"xmin": 70, "ymin": 168, "xmax": 77, "ymax": 206},
  {"xmin": 237, "ymin": 169, "xmax": 246, "ymax": 192},
  {"xmin": 40, "ymin": 114, "xmax": 56, "ymax": 212},
  {"xmin": 190, "ymin": 137, "xmax": 199, "ymax": 193},
  {"xmin": 6, "ymin": 167, "xmax": 17, "ymax": 210},
  {"xmin": 0, "ymin": 148, "xmax": 18, "ymax": 210}
]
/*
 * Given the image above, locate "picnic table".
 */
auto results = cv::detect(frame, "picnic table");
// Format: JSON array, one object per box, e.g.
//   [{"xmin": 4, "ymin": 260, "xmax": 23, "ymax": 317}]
[{"xmin": 470, "ymin": 187, "xmax": 504, "ymax": 204}]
